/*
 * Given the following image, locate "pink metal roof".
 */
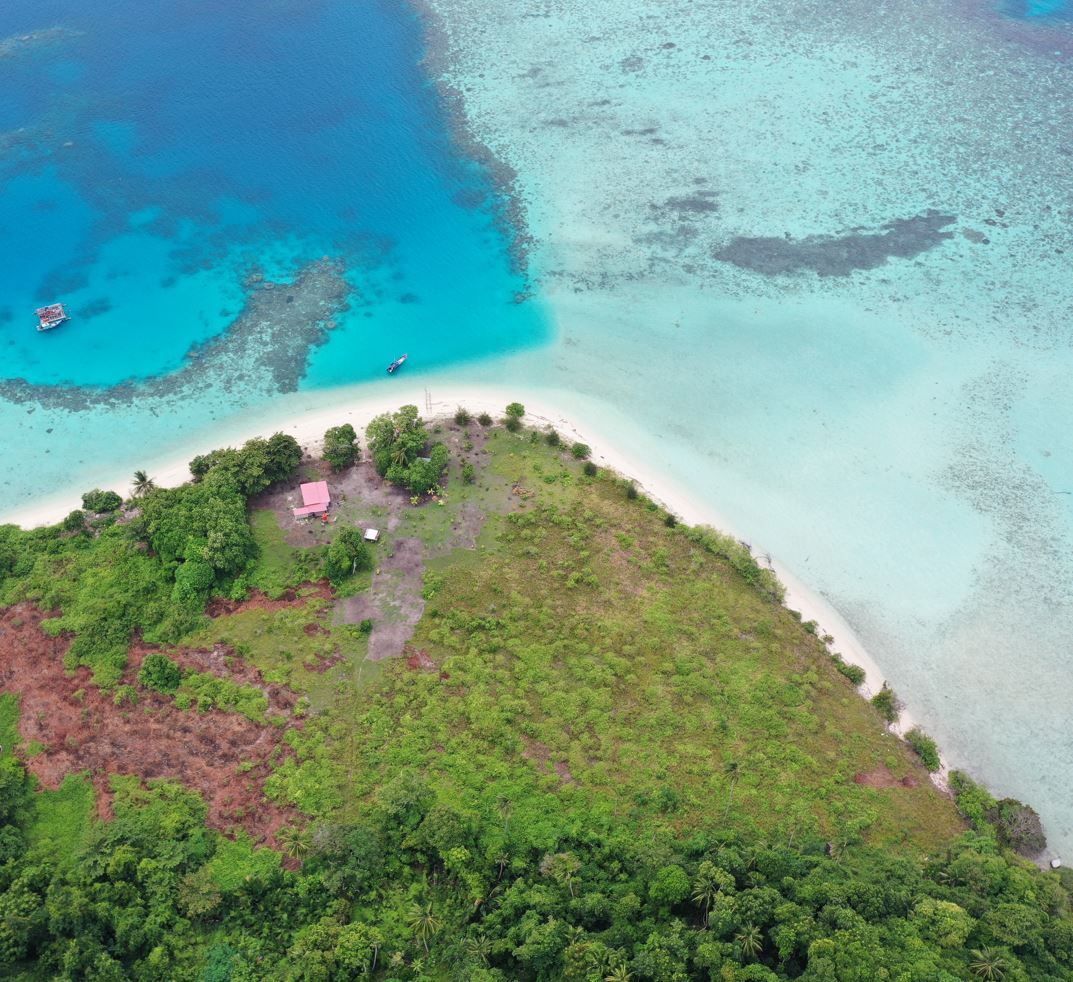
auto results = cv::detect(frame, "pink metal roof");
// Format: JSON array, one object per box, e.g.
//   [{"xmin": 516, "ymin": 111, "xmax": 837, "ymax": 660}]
[
  {"xmin": 299, "ymin": 481, "xmax": 330, "ymax": 507},
  {"xmin": 293, "ymin": 503, "xmax": 327, "ymax": 517}
]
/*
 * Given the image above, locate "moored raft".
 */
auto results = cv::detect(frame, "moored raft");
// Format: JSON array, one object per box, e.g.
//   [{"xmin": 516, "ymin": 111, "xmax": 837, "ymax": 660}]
[{"xmin": 35, "ymin": 303, "xmax": 69, "ymax": 332}]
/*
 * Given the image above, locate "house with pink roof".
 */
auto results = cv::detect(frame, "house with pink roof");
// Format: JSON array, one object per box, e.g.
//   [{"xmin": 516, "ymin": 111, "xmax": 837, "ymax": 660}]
[{"xmin": 292, "ymin": 480, "xmax": 331, "ymax": 518}]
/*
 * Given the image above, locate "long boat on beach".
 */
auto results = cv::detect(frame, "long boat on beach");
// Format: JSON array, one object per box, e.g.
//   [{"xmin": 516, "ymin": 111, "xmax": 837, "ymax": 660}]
[
  {"xmin": 35, "ymin": 303, "xmax": 69, "ymax": 332},
  {"xmin": 387, "ymin": 353, "xmax": 408, "ymax": 374}
]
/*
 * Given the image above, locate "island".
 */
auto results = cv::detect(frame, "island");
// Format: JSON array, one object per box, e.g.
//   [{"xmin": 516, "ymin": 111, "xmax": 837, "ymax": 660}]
[{"xmin": 0, "ymin": 404, "xmax": 1067, "ymax": 980}]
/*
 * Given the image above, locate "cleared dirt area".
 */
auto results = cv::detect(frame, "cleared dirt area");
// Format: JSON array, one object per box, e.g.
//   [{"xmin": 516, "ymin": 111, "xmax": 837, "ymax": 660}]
[
  {"xmin": 251, "ymin": 458, "xmax": 411, "ymax": 549},
  {"xmin": 0, "ymin": 604, "xmax": 299, "ymax": 846},
  {"xmin": 854, "ymin": 767, "xmax": 919, "ymax": 789},
  {"xmin": 341, "ymin": 536, "xmax": 425, "ymax": 661}
]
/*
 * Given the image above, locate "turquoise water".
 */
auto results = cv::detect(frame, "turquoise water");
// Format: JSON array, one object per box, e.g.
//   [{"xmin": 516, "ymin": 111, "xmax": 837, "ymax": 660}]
[{"xmin": 0, "ymin": 0, "xmax": 543, "ymax": 390}]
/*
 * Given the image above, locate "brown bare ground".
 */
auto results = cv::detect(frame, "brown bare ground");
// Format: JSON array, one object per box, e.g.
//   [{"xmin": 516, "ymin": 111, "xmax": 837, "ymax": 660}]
[
  {"xmin": 0, "ymin": 604, "xmax": 300, "ymax": 847},
  {"xmin": 854, "ymin": 767, "xmax": 918, "ymax": 789},
  {"xmin": 205, "ymin": 582, "xmax": 331, "ymax": 618}
]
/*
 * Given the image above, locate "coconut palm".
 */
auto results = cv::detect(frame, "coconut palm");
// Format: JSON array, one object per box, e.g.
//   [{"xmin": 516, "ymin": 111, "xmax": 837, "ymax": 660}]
[
  {"xmin": 605, "ymin": 965, "xmax": 633, "ymax": 982},
  {"xmin": 692, "ymin": 864, "xmax": 722, "ymax": 928},
  {"xmin": 276, "ymin": 825, "xmax": 309, "ymax": 859},
  {"xmin": 462, "ymin": 933, "xmax": 491, "ymax": 966},
  {"xmin": 131, "ymin": 469, "xmax": 156, "ymax": 497},
  {"xmin": 969, "ymin": 948, "xmax": 1008, "ymax": 980},
  {"xmin": 735, "ymin": 924, "xmax": 763, "ymax": 962},
  {"xmin": 407, "ymin": 902, "xmax": 440, "ymax": 956}
]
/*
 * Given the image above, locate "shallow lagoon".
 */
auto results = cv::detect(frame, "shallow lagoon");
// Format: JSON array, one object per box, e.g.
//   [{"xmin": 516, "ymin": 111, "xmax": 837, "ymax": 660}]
[{"xmin": 0, "ymin": 0, "xmax": 544, "ymax": 483}]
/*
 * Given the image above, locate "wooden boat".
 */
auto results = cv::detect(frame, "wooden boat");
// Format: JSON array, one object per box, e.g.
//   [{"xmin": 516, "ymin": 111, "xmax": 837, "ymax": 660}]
[
  {"xmin": 35, "ymin": 303, "xmax": 69, "ymax": 332},
  {"xmin": 387, "ymin": 353, "xmax": 408, "ymax": 374}
]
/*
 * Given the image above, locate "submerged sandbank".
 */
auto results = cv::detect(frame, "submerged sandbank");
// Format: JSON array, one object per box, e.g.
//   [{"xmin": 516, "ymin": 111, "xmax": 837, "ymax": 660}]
[{"xmin": 0, "ymin": 383, "xmax": 946, "ymax": 785}]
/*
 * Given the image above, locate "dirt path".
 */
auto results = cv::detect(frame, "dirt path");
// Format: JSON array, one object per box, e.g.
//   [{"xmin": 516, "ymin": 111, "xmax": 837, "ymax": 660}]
[
  {"xmin": 340, "ymin": 537, "xmax": 425, "ymax": 661},
  {"xmin": 0, "ymin": 604, "xmax": 300, "ymax": 846}
]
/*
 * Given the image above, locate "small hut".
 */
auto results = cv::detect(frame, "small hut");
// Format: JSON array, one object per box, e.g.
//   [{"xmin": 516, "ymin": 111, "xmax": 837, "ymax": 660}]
[{"xmin": 293, "ymin": 481, "xmax": 330, "ymax": 519}]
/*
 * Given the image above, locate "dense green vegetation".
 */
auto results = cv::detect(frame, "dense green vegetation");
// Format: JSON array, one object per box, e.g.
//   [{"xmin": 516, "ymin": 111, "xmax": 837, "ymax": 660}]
[
  {"xmin": 366, "ymin": 405, "xmax": 449, "ymax": 496},
  {"xmin": 0, "ymin": 409, "xmax": 1070, "ymax": 980},
  {"xmin": 323, "ymin": 424, "xmax": 359, "ymax": 472}
]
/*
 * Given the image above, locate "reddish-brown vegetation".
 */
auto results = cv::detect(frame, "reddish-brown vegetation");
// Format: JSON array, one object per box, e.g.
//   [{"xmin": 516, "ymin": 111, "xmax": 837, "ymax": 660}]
[
  {"xmin": 0, "ymin": 604, "xmax": 300, "ymax": 846},
  {"xmin": 205, "ymin": 582, "xmax": 331, "ymax": 618}
]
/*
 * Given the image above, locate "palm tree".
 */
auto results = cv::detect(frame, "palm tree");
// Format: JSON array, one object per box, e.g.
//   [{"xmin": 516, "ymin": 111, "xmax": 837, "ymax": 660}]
[
  {"xmin": 969, "ymin": 948, "xmax": 1008, "ymax": 980},
  {"xmin": 497, "ymin": 796, "xmax": 513, "ymax": 834},
  {"xmin": 735, "ymin": 924, "xmax": 763, "ymax": 962},
  {"xmin": 692, "ymin": 865, "xmax": 720, "ymax": 928},
  {"xmin": 131, "ymin": 469, "xmax": 156, "ymax": 497},
  {"xmin": 462, "ymin": 933, "xmax": 491, "ymax": 966},
  {"xmin": 407, "ymin": 902, "xmax": 441, "ymax": 956},
  {"xmin": 543, "ymin": 852, "xmax": 580, "ymax": 898},
  {"xmin": 276, "ymin": 825, "xmax": 309, "ymax": 859},
  {"xmin": 605, "ymin": 965, "xmax": 633, "ymax": 982}
]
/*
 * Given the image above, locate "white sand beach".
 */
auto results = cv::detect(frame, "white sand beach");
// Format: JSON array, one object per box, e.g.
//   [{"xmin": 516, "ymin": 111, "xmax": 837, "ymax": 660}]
[{"xmin": 0, "ymin": 383, "xmax": 942, "ymax": 782}]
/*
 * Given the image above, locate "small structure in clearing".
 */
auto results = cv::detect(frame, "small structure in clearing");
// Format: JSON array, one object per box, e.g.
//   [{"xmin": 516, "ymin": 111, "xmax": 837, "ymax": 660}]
[
  {"xmin": 363, "ymin": 528, "xmax": 380, "ymax": 542},
  {"xmin": 293, "ymin": 480, "xmax": 330, "ymax": 519}
]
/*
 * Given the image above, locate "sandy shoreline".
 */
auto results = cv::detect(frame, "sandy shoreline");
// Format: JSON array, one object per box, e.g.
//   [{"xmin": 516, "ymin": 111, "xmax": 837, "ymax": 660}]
[{"xmin": 0, "ymin": 382, "xmax": 946, "ymax": 784}]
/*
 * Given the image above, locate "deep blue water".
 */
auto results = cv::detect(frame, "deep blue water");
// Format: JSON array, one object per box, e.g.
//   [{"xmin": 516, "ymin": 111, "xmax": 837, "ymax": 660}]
[{"xmin": 0, "ymin": 0, "xmax": 544, "ymax": 388}]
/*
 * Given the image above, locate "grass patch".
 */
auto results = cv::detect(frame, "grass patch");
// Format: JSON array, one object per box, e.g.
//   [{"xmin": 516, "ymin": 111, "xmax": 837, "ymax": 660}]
[
  {"xmin": 0, "ymin": 692, "xmax": 19, "ymax": 757},
  {"xmin": 24, "ymin": 773, "xmax": 96, "ymax": 865},
  {"xmin": 202, "ymin": 833, "xmax": 282, "ymax": 892}
]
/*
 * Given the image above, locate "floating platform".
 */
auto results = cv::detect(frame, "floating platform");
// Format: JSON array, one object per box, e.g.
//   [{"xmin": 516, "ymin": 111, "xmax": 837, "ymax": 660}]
[{"xmin": 35, "ymin": 303, "xmax": 69, "ymax": 332}]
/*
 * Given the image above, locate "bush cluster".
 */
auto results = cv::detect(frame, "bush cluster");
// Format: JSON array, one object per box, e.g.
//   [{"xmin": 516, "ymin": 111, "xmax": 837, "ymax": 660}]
[
  {"xmin": 366, "ymin": 405, "xmax": 449, "ymax": 497},
  {"xmin": 905, "ymin": 727, "xmax": 941, "ymax": 771},
  {"xmin": 81, "ymin": 489, "xmax": 123, "ymax": 513},
  {"xmin": 322, "ymin": 423, "xmax": 358, "ymax": 471}
]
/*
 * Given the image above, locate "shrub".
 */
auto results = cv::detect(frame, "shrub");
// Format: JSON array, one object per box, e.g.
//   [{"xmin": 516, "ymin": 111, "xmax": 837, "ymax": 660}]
[
  {"xmin": 139, "ymin": 653, "xmax": 183, "ymax": 694},
  {"xmin": 545, "ymin": 429, "xmax": 560, "ymax": 447},
  {"xmin": 323, "ymin": 424, "xmax": 358, "ymax": 471},
  {"xmin": 504, "ymin": 417, "xmax": 522, "ymax": 433},
  {"xmin": 949, "ymin": 771, "xmax": 996, "ymax": 829},
  {"xmin": 113, "ymin": 684, "xmax": 139, "ymax": 707},
  {"xmin": 905, "ymin": 727, "xmax": 941, "ymax": 772},
  {"xmin": 663, "ymin": 513, "xmax": 677, "ymax": 528},
  {"xmin": 461, "ymin": 462, "xmax": 476, "ymax": 485},
  {"xmin": 62, "ymin": 510, "xmax": 86, "ymax": 532},
  {"xmin": 833, "ymin": 657, "xmax": 866, "ymax": 686},
  {"xmin": 454, "ymin": 407, "xmax": 471, "ymax": 425},
  {"xmin": 477, "ymin": 412, "xmax": 493, "ymax": 427},
  {"xmin": 358, "ymin": 619, "xmax": 373, "ymax": 634},
  {"xmin": 583, "ymin": 461, "xmax": 598, "ymax": 477},
  {"xmin": 570, "ymin": 442, "xmax": 591, "ymax": 460},
  {"xmin": 323, "ymin": 528, "xmax": 374, "ymax": 585},
  {"xmin": 626, "ymin": 482, "xmax": 639, "ymax": 501},
  {"xmin": 172, "ymin": 559, "xmax": 215, "ymax": 607},
  {"xmin": 988, "ymin": 797, "xmax": 1047, "ymax": 856},
  {"xmin": 505, "ymin": 402, "xmax": 525, "ymax": 419},
  {"xmin": 406, "ymin": 445, "xmax": 449, "ymax": 496},
  {"xmin": 871, "ymin": 684, "xmax": 899, "ymax": 723},
  {"xmin": 81, "ymin": 489, "xmax": 123, "ymax": 513}
]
